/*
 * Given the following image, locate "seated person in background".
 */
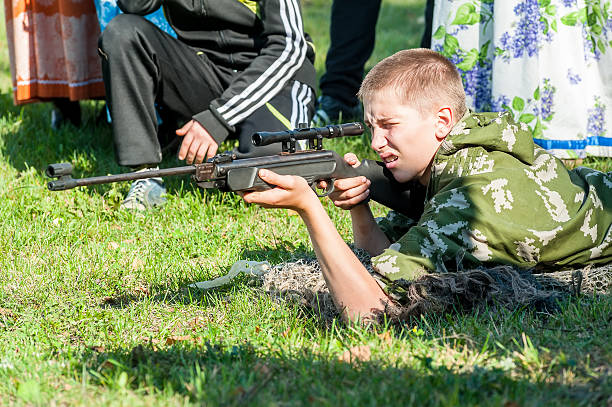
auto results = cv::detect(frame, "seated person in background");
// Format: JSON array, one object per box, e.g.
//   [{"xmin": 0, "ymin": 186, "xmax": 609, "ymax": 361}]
[
  {"xmin": 241, "ymin": 49, "xmax": 612, "ymax": 322},
  {"xmin": 98, "ymin": 0, "xmax": 316, "ymax": 210}
]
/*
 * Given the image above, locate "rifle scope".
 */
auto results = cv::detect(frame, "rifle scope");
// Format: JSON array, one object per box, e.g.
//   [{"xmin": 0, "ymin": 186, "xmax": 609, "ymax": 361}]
[{"xmin": 251, "ymin": 122, "xmax": 364, "ymax": 147}]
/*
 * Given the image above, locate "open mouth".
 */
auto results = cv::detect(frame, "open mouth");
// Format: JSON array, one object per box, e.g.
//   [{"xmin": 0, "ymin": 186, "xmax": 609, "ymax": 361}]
[{"xmin": 382, "ymin": 155, "xmax": 398, "ymax": 164}]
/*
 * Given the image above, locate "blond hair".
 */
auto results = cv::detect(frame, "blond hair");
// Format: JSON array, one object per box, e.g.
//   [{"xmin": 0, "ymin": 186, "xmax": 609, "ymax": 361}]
[{"xmin": 358, "ymin": 48, "xmax": 467, "ymax": 120}]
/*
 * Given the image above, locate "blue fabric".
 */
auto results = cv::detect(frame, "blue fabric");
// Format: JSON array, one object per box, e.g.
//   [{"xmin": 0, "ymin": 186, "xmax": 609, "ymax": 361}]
[
  {"xmin": 535, "ymin": 137, "xmax": 612, "ymax": 151},
  {"xmin": 95, "ymin": 0, "xmax": 175, "ymax": 123},
  {"xmin": 94, "ymin": 0, "xmax": 176, "ymax": 36}
]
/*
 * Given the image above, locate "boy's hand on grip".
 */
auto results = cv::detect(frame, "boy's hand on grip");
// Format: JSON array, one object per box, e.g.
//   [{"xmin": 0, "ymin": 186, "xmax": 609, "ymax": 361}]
[
  {"xmin": 241, "ymin": 169, "xmax": 317, "ymax": 213},
  {"xmin": 319, "ymin": 153, "xmax": 370, "ymax": 210}
]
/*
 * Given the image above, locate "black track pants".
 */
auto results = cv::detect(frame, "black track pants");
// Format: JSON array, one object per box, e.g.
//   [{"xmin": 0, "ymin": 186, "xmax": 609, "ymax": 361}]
[
  {"xmin": 99, "ymin": 14, "xmax": 314, "ymax": 167},
  {"xmin": 319, "ymin": 0, "xmax": 382, "ymax": 107}
]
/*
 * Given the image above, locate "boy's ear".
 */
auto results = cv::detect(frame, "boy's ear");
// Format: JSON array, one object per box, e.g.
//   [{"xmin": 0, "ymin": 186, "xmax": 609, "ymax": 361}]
[{"xmin": 435, "ymin": 106, "xmax": 454, "ymax": 140}]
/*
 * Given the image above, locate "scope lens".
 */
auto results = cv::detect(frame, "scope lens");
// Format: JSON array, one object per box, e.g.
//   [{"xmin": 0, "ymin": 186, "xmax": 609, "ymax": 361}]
[{"xmin": 252, "ymin": 134, "xmax": 262, "ymax": 146}]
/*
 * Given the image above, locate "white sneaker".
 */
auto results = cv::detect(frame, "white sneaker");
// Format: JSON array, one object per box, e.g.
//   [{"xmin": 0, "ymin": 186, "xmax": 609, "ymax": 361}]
[{"xmin": 120, "ymin": 178, "xmax": 166, "ymax": 210}]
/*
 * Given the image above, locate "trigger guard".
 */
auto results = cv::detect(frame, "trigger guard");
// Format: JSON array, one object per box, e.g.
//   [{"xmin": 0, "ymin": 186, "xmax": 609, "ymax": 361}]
[{"xmin": 315, "ymin": 179, "xmax": 334, "ymax": 198}]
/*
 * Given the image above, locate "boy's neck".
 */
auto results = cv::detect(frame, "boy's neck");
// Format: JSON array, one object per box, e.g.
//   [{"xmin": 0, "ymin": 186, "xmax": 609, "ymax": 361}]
[{"xmin": 418, "ymin": 155, "xmax": 437, "ymax": 186}]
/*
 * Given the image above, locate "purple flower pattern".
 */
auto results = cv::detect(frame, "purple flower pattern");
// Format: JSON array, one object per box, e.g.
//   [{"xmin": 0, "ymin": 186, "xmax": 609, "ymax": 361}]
[
  {"xmin": 558, "ymin": 2, "xmax": 612, "ymax": 61},
  {"xmin": 431, "ymin": 0, "xmax": 611, "ymax": 157},
  {"xmin": 538, "ymin": 79, "xmax": 556, "ymax": 121},
  {"xmin": 582, "ymin": 25, "xmax": 603, "ymax": 61},
  {"xmin": 499, "ymin": 0, "xmax": 554, "ymax": 60},
  {"xmin": 491, "ymin": 96, "xmax": 511, "ymax": 113},
  {"xmin": 587, "ymin": 97, "xmax": 606, "ymax": 138},
  {"xmin": 567, "ymin": 69, "xmax": 582, "ymax": 84},
  {"xmin": 463, "ymin": 60, "xmax": 494, "ymax": 111},
  {"xmin": 434, "ymin": 44, "xmax": 494, "ymax": 111}
]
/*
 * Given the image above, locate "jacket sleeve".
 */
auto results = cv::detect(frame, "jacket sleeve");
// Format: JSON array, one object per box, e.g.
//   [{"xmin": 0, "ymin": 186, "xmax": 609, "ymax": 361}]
[
  {"xmin": 371, "ymin": 184, "xmax": 489, "ymax": 285},
  {"xmin": 193, "ymin": 0, "xmax": 309, "ymax": 144},
  {"xmin": 117, "ymin": 0, "xmax": 161, "ymax": 15}
]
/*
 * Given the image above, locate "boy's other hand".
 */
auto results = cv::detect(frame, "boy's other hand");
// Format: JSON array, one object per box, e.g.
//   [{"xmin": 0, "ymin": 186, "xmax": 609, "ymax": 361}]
[
  {"xmin": 176, "ymin": 120, "xmax": 219, "ymax": 164},
  {"xmin": 320, "ymin": 153, "xmax": 370, "ymax": 210},
  {"xmin": 241, "ymin": 169, "xmax": 317, "ymax": 213},
  {"xmin": 343, "ymin": 153, "xmax": 361, "ymax": 168}
]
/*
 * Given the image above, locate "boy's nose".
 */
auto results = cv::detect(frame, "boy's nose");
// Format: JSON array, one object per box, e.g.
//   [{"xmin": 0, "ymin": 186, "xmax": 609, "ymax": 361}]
[{"xmin": 370, "ymin": 129, "xmax": 388, "ymax": 151}]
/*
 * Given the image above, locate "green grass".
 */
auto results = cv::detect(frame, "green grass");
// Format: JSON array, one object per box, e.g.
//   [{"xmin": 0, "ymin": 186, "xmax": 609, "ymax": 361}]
[{"xmin": 0, "ymin": 1, "xmax": 611, "ymax": 406}]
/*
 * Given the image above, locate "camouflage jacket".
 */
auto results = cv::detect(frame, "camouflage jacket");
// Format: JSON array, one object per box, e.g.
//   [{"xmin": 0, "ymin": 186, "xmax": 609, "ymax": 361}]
[{"xmin": 371, "ymin": 111, "xmax": 612, "ymax": 284}]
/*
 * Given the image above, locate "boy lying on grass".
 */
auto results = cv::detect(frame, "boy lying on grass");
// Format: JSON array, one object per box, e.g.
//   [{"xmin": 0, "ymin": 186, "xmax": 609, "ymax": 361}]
[{"xmin": 241, "ymin": 49, "xmax": 612, "ymax": 322}]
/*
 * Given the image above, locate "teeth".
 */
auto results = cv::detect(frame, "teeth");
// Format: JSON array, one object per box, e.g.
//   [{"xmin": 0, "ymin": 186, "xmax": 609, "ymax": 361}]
[{"xmin": 384, "ymin": 156, "xmax": 398, "ymax": 163}]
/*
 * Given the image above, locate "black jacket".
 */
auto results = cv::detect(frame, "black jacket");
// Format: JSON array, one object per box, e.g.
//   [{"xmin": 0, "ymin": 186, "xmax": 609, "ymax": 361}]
[{"xmin": 118, "ymin": 0, "xmax": 315, "ymax": 142}]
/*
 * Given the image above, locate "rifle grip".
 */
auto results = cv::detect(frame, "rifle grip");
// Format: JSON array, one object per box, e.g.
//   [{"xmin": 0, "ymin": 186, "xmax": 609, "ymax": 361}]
[
  {"xmin": 226, "ymin": 167, "xmax": 272, "ymax": 191},
  {"xmin": 355, "ymin": 159, "xmax": 425, "ymax": 218}
]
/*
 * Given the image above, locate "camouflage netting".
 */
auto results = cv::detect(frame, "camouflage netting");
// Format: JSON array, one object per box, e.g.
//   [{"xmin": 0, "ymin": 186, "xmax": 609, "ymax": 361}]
[{"xmin": 260, "ymin": 249, "xmax": 612, "ymax": 321}]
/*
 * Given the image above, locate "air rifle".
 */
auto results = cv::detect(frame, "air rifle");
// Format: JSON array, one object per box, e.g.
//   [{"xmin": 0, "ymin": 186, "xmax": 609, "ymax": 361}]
[{"xmin": 46, "ymin": 123, "xmax": 424, "ymax": 217}]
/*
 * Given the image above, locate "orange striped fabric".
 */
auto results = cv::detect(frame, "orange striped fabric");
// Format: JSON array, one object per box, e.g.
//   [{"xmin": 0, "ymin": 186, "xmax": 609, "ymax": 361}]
[{"xmin": 4, "ymin": 0, "xmax": 105, "ymax": 105}]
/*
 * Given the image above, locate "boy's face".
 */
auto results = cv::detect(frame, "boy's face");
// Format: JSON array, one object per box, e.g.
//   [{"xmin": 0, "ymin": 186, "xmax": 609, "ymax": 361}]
[{"xmin": 363, "ymin": 91, "xmax": 449, "ymax": 184}]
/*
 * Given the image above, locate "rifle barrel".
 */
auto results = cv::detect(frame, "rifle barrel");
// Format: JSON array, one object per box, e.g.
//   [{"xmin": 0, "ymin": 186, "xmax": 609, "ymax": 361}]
[
  {"xmin": 47, "ymin": 165, "xmax": 197, "ymax": 191},
  {"xmin": 76, "ymin": 166, "xmax": 196, "ymax": 186}
]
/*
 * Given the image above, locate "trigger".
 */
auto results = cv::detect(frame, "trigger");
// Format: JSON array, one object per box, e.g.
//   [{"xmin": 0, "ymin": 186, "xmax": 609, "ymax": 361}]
[{"xmin": 315, "ymin": 179, "xmax": 335, "ymax": 198}]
